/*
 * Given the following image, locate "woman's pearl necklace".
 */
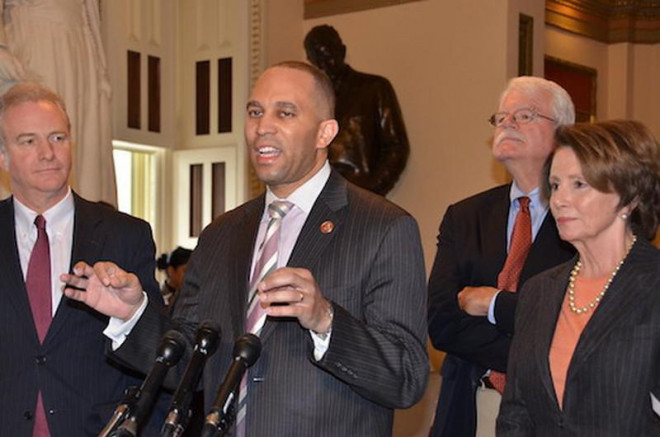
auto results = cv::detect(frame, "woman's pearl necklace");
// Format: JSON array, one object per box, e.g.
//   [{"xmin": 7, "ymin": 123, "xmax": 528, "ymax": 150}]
[{"xmin": 567, "ymin": 235, "xmax": 637, "ymax": 315}]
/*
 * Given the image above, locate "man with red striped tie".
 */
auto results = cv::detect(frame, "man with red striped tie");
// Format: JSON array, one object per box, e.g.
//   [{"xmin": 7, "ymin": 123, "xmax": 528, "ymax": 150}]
[{"xmin": 427, "ymin": 77, "xmax": 576, "ymax": 437}]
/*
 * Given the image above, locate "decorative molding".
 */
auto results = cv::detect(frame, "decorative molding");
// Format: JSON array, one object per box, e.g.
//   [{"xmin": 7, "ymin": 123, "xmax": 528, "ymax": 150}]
[
  {"xmin": 546, "ymin": 0, "xmax": 660, "ymax": 43},
  {"xmin": 149, "ymin": 0, "xmax": 161, "ymax": 46},
  {"xmin": 216, "ymin": 0, "xmax": 230, "ymax": 48},
  {"xmin": 304, "ymin": 0, "xmax": 425, "ymax": 19},
  {"xmin": 194, "ymin": 0, "xmax": 209, "ymax": 51},
  {"xmin": 248, "ymin": 0, "xmax": 265, "ymax": 198},
  {"xmin": 128, "ymin": 0, "xmax": 141, "ymax": 42}
]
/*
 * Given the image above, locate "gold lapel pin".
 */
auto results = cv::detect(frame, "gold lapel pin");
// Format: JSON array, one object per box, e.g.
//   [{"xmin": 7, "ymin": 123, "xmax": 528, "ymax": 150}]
[{"xmin": 320, "ymin": 220, "xmax": 334, "ymax": 234}]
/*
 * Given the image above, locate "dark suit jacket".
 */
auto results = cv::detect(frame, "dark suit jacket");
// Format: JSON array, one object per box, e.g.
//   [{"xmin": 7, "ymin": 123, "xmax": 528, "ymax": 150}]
[
  {"xmin": 498, "ymin": 238, "xmax": 660, "ymax": 437},
  {"xmin": 0, "ymin": 193, "xmax": 163, "ymax": 437},
  {"xmin": 114, "ymin": 170, "xmax": 429, "ymax": 437},
  {"xmin": 427, "ymin": 184, "xmax": 574, "ymax": 437}
]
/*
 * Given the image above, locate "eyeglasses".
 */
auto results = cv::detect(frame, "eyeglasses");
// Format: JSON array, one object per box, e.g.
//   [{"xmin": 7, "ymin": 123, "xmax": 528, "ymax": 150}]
[{"xmin": 488, "ymin": 108, "xmax": 555, "ymax": 127}]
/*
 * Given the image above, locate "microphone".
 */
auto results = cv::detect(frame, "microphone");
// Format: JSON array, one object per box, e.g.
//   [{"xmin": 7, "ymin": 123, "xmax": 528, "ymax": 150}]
[
  {"xmin": 98, "ymin": 386, "xmax": 140, "ymax": 437},
  {"xmin": 161, "ymin": 321, "xmax": 221, "ymax": 437},
  {"xmin": 201, "ymin": 334, "xmax": 261, "ymax": 437},
  {"xmin": 108, "ymin": 329, "xmax": 187, "ymax": 437}
]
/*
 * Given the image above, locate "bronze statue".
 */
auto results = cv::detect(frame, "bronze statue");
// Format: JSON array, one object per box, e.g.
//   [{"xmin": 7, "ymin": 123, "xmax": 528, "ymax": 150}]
[{"xmin": 304, "ymin": 25, "xmax": 410, "ymax": 195}]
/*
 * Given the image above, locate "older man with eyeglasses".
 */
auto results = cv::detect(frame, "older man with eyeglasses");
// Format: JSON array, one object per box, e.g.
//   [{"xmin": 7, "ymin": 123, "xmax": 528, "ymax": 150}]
[{"xmin": 427, "ymin": 77, "xmax": 576, "ymax": 437}]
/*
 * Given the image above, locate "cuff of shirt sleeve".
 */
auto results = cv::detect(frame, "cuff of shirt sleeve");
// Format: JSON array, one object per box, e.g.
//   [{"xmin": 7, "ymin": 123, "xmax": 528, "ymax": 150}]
[
  {"xmin": 652, "ymin": 393, "xmax": 660, "ymax": 417},
  {"xmin": 104, "ymin": 292, "xmax": 149, "ymax": 350},
  {"xmin": 310, "ymin": 329, "xmax": 332, "ymax": 361},
  {"xmin": 487, "ymin": 290, "xmax": 502, "ymax": 325}
]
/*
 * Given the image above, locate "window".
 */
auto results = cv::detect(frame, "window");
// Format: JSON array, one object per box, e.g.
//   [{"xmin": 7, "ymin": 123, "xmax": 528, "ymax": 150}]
[{"xmin": 113, "ymin": 141, "xmax": 165, "ymax": 248}]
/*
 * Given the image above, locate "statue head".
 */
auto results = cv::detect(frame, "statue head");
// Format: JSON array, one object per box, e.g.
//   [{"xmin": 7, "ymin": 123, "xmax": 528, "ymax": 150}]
[{"xmin": 304, "ymin": 25, "xmax": 346, "ymax": 82}]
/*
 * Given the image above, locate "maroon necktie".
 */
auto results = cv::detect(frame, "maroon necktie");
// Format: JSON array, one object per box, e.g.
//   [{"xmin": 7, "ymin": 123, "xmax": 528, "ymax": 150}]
[
  {"xmin": 26, "ymin": 215, "xmax": 52, "ymax": 343},
  {"xmin": 25, "ymin": 215, "xmax": 52, "ymax": 437},
  {"xmin": 489, "ymin": 197, "xmax": 532, "ymax": 394}
]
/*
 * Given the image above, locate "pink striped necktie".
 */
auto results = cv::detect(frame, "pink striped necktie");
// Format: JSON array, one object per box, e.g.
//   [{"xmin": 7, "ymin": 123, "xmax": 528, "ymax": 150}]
[
  {"xmin": 235, "ymin": 200, "xmax": 292, "ymax": 437},
  {"xmin": 489, "ymin": 196, "xmax": 532, "ymax": 394},
  {"xmin": 26, "ymin": 215, "xmax": 52, "ymax": 437}
]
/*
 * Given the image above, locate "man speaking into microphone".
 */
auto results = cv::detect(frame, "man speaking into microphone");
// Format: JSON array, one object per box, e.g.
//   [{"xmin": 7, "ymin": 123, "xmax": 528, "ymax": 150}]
[{"xmin": 63, "ymin": 61, "xmax": 429, "ymax": 437}]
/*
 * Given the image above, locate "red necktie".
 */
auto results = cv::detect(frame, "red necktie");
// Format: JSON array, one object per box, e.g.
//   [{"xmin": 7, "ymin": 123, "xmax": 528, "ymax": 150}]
[
  {"xmin": 26, "ymin": 214, "xmax": 52, "ymax": 342},
  {"xmin": 489, "ymin": 197, "xmax": 532, "ymax": 394},
  {"xmin": 25, "ymin": 215, "xmax": 52, "ymax": 437}
]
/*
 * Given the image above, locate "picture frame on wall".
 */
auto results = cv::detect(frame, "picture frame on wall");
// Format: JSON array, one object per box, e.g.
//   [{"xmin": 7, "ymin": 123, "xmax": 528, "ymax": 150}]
[{"xmin": 519, "ymin": 14, "xmax": 533, "ymax": 76}]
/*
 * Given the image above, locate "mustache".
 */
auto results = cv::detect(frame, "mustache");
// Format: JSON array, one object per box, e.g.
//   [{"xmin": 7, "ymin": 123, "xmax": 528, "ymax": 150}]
[{"xmin": 494, "ymin": 129, "xmax": 525, "ymax": 145}]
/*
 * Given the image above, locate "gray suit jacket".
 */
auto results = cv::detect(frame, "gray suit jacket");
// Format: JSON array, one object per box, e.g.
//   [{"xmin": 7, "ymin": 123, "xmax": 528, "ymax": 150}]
[
  {"xmin": 115, "ymin": 171, "xmax": 429, "ymax": 437},
  {"xmin": 0, "ymin": 194, "xmax": 163, "ymax": 436},
  {"xmin": 497, "ymin": 238, "xmax": 660, "ymax": 437}
]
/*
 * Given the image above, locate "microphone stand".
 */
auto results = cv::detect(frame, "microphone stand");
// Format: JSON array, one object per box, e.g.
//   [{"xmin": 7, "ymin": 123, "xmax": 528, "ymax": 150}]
[{"xmin": 98, "ymin": 386, "xmax": 140, "ymax": 437}]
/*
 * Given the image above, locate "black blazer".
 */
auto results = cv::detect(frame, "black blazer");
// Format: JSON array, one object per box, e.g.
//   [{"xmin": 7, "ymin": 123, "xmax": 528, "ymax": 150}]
[
  {"xmin": 0, "ymin": 194, "xmax": 162, "ymax": 436},
  {"xmin": 113, "ymin": 170, "xmax": 430, "ymax": 437},
  {"xmin": 497, "ymin": 238, "xmax": 660, "ymax": 437},
  {"xmin": 428, "ymin": 184, "xmax": 574, "ymax": 437}
]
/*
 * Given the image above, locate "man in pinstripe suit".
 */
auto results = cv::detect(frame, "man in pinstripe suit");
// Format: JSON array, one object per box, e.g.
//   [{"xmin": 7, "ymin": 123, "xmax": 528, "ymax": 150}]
[
  {"xmin": 64, "ymin": 61, "xmax": 429, "ymax": 437},
  {"xmin": 0, "ymin": 82, "xmax": 165, "ymax": 436}
]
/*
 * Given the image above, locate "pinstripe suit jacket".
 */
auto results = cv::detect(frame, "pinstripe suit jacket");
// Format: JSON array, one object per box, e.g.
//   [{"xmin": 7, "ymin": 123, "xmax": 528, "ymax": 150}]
[
  {"xmin": 497, "ymin": 238, "xmax": 660, "ymax": 436},
  {"xmin": 0, "ymin": 194, "xmax": 162, "ymax": 437},
  {"xmin": 114, "ymin": 170, "xmax": 429, "ymax": 437}
]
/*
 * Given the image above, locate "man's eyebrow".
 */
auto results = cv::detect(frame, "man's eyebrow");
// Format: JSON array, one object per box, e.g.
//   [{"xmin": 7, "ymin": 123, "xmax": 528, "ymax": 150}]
[
  {"xmin": 274, "ymin": 101, "xmax": 298, "ymax": 111},
  {"xmin": 245, "ymin": 100, "xmax": 299, "ymax": 112},
  {"xmin": 16, "ymin": 133, "xmax": 36, "ymax": 141}
]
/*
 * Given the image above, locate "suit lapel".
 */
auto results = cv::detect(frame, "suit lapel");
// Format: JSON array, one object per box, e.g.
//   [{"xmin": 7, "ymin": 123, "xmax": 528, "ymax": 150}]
[
  {"xmin": 288, "ymin": 171, "xmax": 347, "ymax": 270},
  {"xmin": 480, "ymin": 186, "xmax": 509, "ymax": 281},
  {"xmin": 231, "ymin": 197, "xmax": 265, "ymax": 336},
  {"xmin": 0, "ymin": 198, "xmax": 41, "ymax": 341},
  {"xmin": 46, "ymin": 194, "xmax": 105, "ymax": 342},
  {"xmin": 69, "ymin": 194, "xmax": 105, "ymax": 265},
  {"xmin": 567, "ymin": 242, "xmax": 651, "ymax": 379},
  {"xmin": 533, "ymin": 266, "xmax": 571, "ymax": 407}
]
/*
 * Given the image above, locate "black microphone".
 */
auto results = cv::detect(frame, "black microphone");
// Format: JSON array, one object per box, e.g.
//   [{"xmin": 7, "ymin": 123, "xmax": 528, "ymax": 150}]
[
  {"xmin": 201, "ymin": 334, "xmax": 261, "ymax": 437},
  {"xmin": 109, "ymin": 329, "xmax": 187, "ymax": 437},
  {"xmin": 161, "ymin": 321, "xmax": 221, "ymax": 437}
]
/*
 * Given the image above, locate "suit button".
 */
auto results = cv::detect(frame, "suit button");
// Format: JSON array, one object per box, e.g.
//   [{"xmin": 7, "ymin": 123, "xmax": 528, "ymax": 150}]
[
  {"xmin": 24, "ymin": 411, "xmax": 33, "ymax": 420},
  {"xmin": 36, "ymin": 355, "xmax": 46, "ymax": 365},
  {"xmin": 48, "ymin": 409, "xmax": 56, "ymax": 415}
]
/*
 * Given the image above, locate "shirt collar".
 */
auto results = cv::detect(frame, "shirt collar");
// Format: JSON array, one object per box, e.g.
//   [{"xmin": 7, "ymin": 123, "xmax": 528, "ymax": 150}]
[
  {"xmin": 264, "ymin": 161, "xmax": 331, "ymax": 215},
  {"xmin": 509, "ymin": 181, "xmax": 546, "ymax": 211},
  {"xmin": 14, "ymin": 188, "xmax": 74, "ymax": 233}
]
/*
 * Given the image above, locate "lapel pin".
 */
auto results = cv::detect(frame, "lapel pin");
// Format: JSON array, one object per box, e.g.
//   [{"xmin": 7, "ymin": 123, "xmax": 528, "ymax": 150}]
[{"xmin": 320, "ymin": 220, "xmax": 334, "ymax": 234}]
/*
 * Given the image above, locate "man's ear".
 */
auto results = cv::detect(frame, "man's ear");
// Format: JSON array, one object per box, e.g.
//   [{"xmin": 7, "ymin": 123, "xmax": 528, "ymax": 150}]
[{"xmin": 316, "ymin": 119, "xmax": 339, "ymax": 149}]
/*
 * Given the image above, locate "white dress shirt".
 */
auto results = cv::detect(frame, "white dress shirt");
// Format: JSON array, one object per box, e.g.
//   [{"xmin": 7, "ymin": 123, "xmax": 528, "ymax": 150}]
[
  {"xmin": 14, "ymin": 189, "xmax": 75, "ymax": 317},
  {"xmin": 107, "ymin": 162, "xmax": 334, "ymax": 358}
]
